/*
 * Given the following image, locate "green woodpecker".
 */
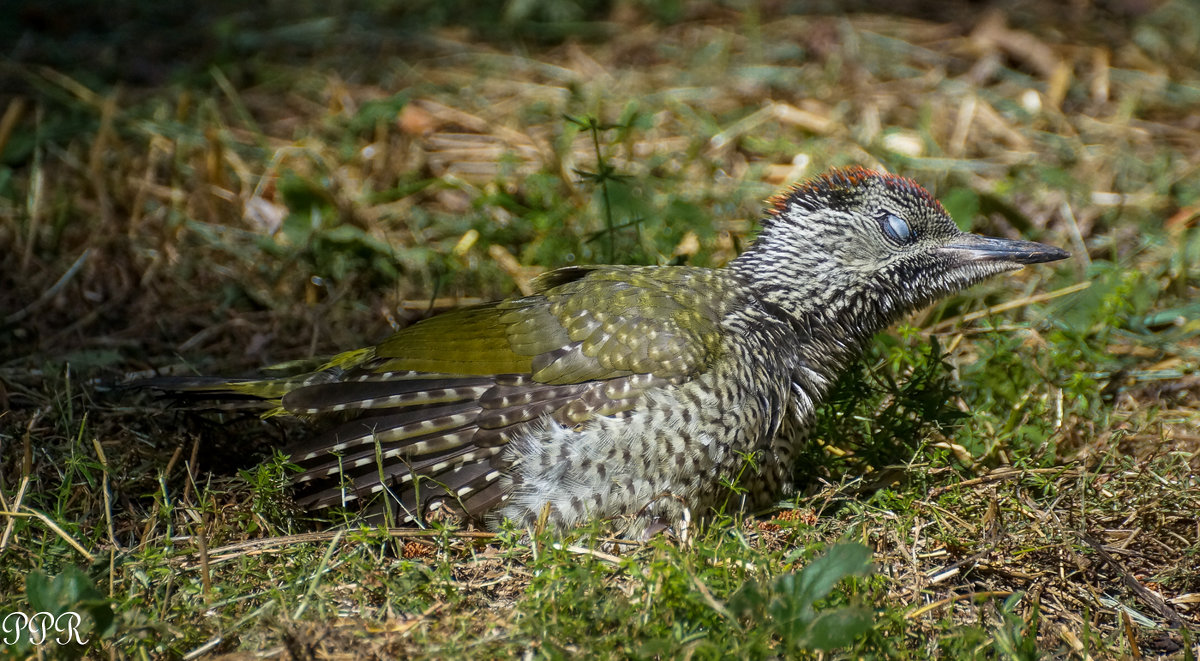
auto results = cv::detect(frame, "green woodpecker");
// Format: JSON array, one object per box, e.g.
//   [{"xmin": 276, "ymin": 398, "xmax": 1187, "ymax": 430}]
[{"xmin": 150, "ymin": 167, "xmax": 1068, "ymax": 533}]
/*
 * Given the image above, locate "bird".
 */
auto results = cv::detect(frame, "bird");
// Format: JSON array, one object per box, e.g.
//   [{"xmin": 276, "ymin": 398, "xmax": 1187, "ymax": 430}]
[{"xmin": 148, "ymin": 167, "xmax": 1068, "ymax": 534}]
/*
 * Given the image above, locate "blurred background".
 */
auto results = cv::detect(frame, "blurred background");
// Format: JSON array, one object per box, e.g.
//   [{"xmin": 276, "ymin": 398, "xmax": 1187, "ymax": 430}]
[{"xmin": 4, "ymin": 0, "xmax": 1195, "ymax": 372}]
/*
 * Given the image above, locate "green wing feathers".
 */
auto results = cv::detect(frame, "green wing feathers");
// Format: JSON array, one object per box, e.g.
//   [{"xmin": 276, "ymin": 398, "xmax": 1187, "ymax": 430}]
[
  {"xmin": 371, "ymin": 305, "xmax": 537, "ymax": 375},
  {"xmin": 539, "ymin": 267, "xmax": 725, "ymax": 381},
  {"xmin": 370, "ymin": 265, "xmax": 727, "ymax": 385}
]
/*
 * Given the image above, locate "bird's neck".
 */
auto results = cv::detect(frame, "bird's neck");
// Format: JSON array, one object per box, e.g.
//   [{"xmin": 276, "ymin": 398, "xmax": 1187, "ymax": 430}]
[{"xmin": 730, "ymin": 244, "xmax": 898, "ymax": 381}]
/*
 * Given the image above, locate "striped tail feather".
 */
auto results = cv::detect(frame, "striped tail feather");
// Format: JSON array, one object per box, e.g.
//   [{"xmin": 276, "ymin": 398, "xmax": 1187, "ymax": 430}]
[
  {"xmin": 286, "ymin": 401, "xmax": 484, "ymax": 463},
  {"xmin": 279, "ymin": 374, "xmax": 599, "ymax": 523},
  {"xmin": 298, "ymin": 443, "xmax": 506, "ymax": 516},
  {"xmin": 292, "ymin": 423, "xmax": 481, "ymax": 483},
  {"xmin": 138, "ymin": 373, "xmax": 339, "ymax": 407},
  {"xmin": 271, "ymin": 372, "xmax": 501, "ymax": 522},
  {"xmin": 144, "ymin": 365, "xmax": 641, "ymax": 527},
  {"xmin": 281, "ymin": 375, "xmax": 494, "ymax": 413}
]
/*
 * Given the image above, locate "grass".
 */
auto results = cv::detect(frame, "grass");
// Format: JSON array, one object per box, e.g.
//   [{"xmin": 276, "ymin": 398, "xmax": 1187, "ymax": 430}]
[{"xmin": 2, "ymin": 1, "xmax": 1200, "ymax": 657}]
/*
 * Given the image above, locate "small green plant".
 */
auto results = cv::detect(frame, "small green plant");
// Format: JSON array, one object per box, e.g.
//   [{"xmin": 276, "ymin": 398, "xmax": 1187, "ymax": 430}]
[
  {"xmin": 565, "ymin": 113, "xmax": 638, "ymax": 263},
  {"xmin": 7, "ymin": 566, "xmax": 115, "ymax": 659},
  {"xmin": 991, "ymin": 594, "xmax": 1041, "ymax": 660},
  {"xmin": 239, "ymin": 448, "xmax": 302, "ymax": 531},
  {"xmin": 802, "ymin": 334, "xmax": 967, "ymax": 483},
  {"xmin": 728, "ymin": 542, "xmax": 875, "ymax": 653}
]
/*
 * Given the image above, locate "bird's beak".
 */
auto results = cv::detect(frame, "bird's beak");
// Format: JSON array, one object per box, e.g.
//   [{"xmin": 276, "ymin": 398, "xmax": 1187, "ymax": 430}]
[{"xmin": 940, "ymin": 233, "xmax": 1069, "ymax": 265}]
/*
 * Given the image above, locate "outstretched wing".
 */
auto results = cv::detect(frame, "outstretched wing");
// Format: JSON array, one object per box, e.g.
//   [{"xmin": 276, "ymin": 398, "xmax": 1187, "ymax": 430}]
[{"xmin": 277, "ymin": 265, "xmax": 731, "ymax": 522}]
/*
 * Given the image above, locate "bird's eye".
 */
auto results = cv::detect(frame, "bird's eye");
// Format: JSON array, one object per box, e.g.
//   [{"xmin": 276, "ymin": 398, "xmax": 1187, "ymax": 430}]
[{"xmin": 880, "ymin": 213, "xmax": 913, "ymax": 244}]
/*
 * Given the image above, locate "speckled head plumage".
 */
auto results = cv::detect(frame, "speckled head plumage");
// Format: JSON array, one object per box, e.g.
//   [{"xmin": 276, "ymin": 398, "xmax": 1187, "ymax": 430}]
[
  {"xmin": 766, "ymin": 166, "xmax": 944, "ymax": 218},
  {"xmin": 736, "ymin": 167, "xmax": 1067, "ymax": 341}
]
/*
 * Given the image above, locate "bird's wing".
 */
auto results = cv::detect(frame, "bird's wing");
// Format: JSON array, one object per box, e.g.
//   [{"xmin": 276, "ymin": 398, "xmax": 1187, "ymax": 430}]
[
  {"xmin": 359, "ymin": 265, "xmax": 723, "ymax": 383},
  {"xmin": 278, "ymin": 265, "xmax": 732, "ymax": 519}
]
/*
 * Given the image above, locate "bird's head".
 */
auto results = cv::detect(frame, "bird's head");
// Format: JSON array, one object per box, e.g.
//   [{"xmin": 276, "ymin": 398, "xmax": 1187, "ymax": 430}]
[{"xmin": 734, "ymin": 167, "xmax": 1068, "ymax": 334}]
